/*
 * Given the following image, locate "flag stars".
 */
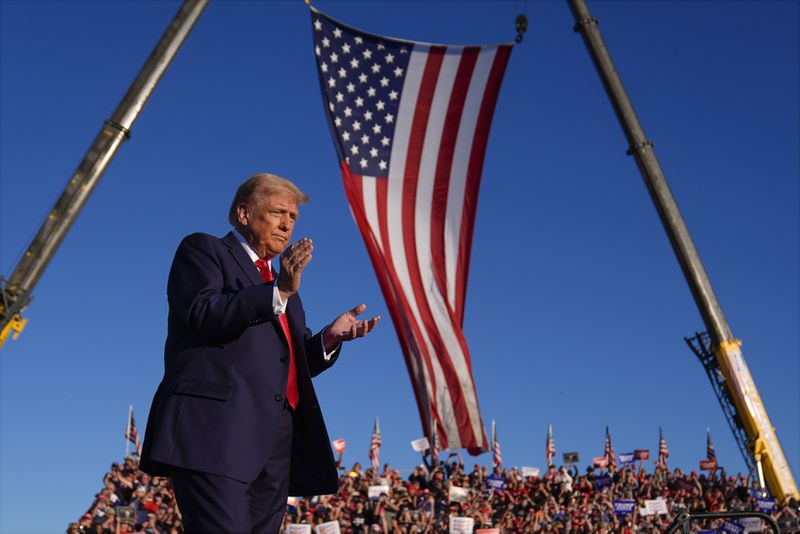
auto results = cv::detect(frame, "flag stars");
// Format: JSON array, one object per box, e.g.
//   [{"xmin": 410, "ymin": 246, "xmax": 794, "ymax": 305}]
[
  {"xmin": 360, "ymin": 158, "xmax": 368, "ymax": 168},
  {"xmin": 358, "ymin": 73, "xmax": 368, "ymax": 83},
  {"xmin": 385, "ymin": 114, "xmax": 394, "ymax": 124},
  {"xmin": 362, "ymin": 49, "xmax": 373, "ymax": 59},
  {"xmin": 328, "ymin": 77, "xmax": 336, "ymax": 88},
  {"xmin": 338, "ymin": 67, "xmax": 347, "ymax": 78},
  {"xmin": 344, "ymin": 107, "xmax": 352, "ymax": 117},
  {"xmin": 378, "ymin": 160, "xmax": 388, "ymax": 170},
  {"xmin": 377, "ymin": 43, "xmax": 386, "ymax": 50},
  {"xmin": 372, "ymin": 123, "xmax": 382, "ymax": 134},
  {"xmin": 352, "ymin": 121, "xmax": 362, "ymax": 131},
  {"xmin": 342, "ymin": 43, "xmax": 351, "ymax": 54},
  {"xmin": 354, "ymin": 36, "xmax": 363, "ymax": 45},
  {"xmin": 371, "ymin": 63, "xmax": 381, "ymax": 74},
  {"xmin": 333, "ymin": 27, "xmax": 343, "ymax": 38},
  {"xmin": 322, "ymin": 37, "xmax": 330, "ymax": 48},
  {"xmin": 367, "ymin": 87, "xmax": 376, "ymax": 97},
  {"xmin": 380, "ymin": 136, "xmax": 390, "ymax": 146},
  {"xmin": 350, "ymin": 145, "xmax": 359, "ymax": 155},
  {"xmin": 315, "ymin": 46, "xmax": 321, "ymax": 56},
  {"xmin": 346, "ymin": 82, "xmax": 356, "ymax": 93},
  {"xmin": 394, "ymin": 67, "xmax": 403, "ymax": 77},
  {"xmin": 330, "ymin": 52, "xmax": 339, "ymax": 63},
  {"xmin": 361, "ymin": 134, "xmax": 370, "ymax": 144},
  {"xmin": 350, "ymin": 58, "xmax": 359, "ymax": 69},
  {"xmin": 400, "ymin": 45, "xmax": 408, "ymax": 53},
  {"xmin": 342, "ymin": 131, "xmax": 351, "ymax": 141},
  {"xmin": 334, "ymin": 117, "xmax": 342, "ymax": 127},
  {"xmin": 385, "ymin": 53, "xmax": 395, "ymax": 64},
  {"xmin": 321, "ymin": 63, "xmax": 328, "ymax": 73},
  {"xmin": 314, "ymin": 19, "xmax": 322, "ymax": 31},
  {"xmin": 369, "ymin": 147, "xmax": 378, "ymax": 158},
  {"xmin": 328, "ymin": 102, "xmax": 335, "ymax": 111},
  {"xmin": 364, "ymin": 110, "xmax": 373, "ymax": 121},
  {"xmin": 379, "ymin": 77, "xmax": 389, "ymax": 87},
  {"xmin": 376, "ymin": 100, "xmax": 386, "ymax": 111},
  {"xmin": 335, "ymin": 92, "xmax": 344, "ymax": 103},
  {"xmin": 388, "ymin": 90, "xmax": 398, "ymax": 101},
  {"xmin": 355, "ymin": 97, "xmax": 364, "ymax": 107}
]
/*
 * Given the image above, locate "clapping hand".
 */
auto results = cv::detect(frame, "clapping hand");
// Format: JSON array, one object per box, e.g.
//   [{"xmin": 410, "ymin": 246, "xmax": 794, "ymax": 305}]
[{"xmin": 323, "ymin": 304, "xmax": 380, "ymax": 351}]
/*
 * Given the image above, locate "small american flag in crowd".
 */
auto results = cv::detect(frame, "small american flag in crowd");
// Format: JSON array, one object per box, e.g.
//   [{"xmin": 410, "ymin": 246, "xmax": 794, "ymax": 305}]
[
  {"xmin": 706, "ymin": 428, "xmax": 716, "ymax": 460},
  {"xmin": 658, "ymin": 427, "xmax": 669, "ymax": 466},
  {"xmin": 604, "ymin": 426, "xmax": 616, "ymax": 470},
  {"xmin": 492, "ymin": 420, "xmax": 501, "ymax": 469},
  {"xmin": 310, "ymin": 7, "xmax": 512, "ymax": 455},
  {"xmin": 125, "ymin": 406, "xmax": 141, "ymax": 456},
  {"xmin": 546, "ymin": 423, "xmax": 556, "ymax": 466},
  {"xmin": 369, "ymin": 417, "xmax": 381, "ymax": 473}
]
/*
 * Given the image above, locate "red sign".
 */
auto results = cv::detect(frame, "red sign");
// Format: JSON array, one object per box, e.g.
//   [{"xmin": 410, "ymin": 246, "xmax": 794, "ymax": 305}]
[
  {"xmin": 332, "ymin": 439, "xmax": 346, "ymax": 453},
  {"xmin": 699, "ymin": 459, "xmax": 718, "ymax": 471},
  {"xmin": 634, "ymin": 449, "xmax": 650, "ymax": 461},
  {"xmin": 593, "ymin": 456, "xmax": 609, "ymax": 468}
]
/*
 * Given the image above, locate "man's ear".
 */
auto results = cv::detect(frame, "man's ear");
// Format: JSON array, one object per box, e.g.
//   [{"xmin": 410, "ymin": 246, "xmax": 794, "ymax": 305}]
[{"xmin": 237, "ymin": 204, "xmax": 249, "ymax": 226}]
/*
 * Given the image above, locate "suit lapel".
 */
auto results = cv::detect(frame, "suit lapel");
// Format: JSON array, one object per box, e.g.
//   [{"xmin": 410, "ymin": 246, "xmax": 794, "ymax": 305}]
[{"xmin": 221, "ymin": 231, "xmax": 263, "ymax": 287}]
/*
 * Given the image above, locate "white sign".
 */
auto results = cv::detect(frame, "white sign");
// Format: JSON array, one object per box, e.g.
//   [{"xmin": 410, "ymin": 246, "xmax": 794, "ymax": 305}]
[
  {"xmin": 521, "ymin": 466, "xmax": 540, "ymax": 478},
  {"xmin": 639, "ymin": 506, "xmax": 651, "ymax": 516},
  {"xmin": 368, "ymin": 485, "xmax": 390, "ymax": 499},
  {"xmin": 448, "ymin": 485, "xmax": 470, "ymax": 503},
  {"xmin": 449, "ymin": 517, "xmax": 475, "ymax": 534},
  {"xmin": 286, "ymin": 525, "xmax": 312, "ymax": 534},
  {"xmin": 315, "ymin": 521, "xmax": 341, "ymax": 534},
  {"xmin": 287, "ymin": 497, "xmax": 299, "ymax": 507},
  {"xmin": 644, "ymin": 498, "xmax": 668, "ymax": 515},
  {"xmin": 740, "ymin": 517, "xmax": 763, "ymax": 533},
  {"xmin": 411, "ymin": 437, "xmax": 430, "ymax": 452},
  {"xmin": 331, "ymin": 439, "xmax": 346, "ymax": 453}
]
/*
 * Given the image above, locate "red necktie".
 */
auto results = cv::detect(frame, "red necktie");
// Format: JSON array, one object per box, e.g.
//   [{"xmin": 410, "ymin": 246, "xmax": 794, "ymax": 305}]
[{"xmin": 255, "ymin": 259, "xmax": 298, "ymax": 409}]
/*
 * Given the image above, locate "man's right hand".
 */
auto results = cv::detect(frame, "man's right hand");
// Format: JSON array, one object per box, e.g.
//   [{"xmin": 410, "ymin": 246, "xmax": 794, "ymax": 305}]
[{"xmin": 277, "ymin": 237, "xmax": 313, "ymax": 301}]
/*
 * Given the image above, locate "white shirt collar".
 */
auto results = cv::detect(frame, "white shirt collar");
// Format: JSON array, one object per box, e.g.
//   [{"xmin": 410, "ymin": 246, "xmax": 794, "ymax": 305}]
[{"xmin": 233, "ymin": 229, "xmax": 271, "ymax": 269}]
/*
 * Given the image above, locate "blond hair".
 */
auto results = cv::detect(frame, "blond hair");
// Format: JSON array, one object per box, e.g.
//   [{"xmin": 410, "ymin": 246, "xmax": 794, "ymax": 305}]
[{"xmin": 228, "ymin": 173, "xmax": 309, "ymax": 226}]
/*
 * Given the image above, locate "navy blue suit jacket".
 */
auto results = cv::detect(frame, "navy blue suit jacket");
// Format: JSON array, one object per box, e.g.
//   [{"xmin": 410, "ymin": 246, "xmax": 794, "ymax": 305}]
[{"xmin": 140, "ymin": 232, "xmax": 339, "ymax": 496}]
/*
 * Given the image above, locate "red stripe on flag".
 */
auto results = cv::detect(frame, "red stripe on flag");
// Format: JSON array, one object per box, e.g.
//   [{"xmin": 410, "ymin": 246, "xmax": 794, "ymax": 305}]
[
  {"xmin": 455, "ymin": 45, "xmax": 512, "ymax": 323},
  {"xmin": 429, "ymin": 47, "xmax": 480, "ymax": 309}
]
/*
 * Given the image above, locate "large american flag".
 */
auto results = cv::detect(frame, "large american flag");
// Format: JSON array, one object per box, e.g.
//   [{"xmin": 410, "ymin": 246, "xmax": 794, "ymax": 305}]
[
  {"xmin": 310, "ymin": 8, "xmax": 512, "ymax": 454},
  {"xmin": 604, "ymin": 426, "xmax": 616, "ymax": 470},
  {"xmin": 546, "ymin": 423, "xmax": 556, "ymax": 466},
  {"xmin": 369, "ymin": 417, "xmax": 381, "ymax": 473},
  {"xmin": 706, "ymin": 428, "xmax": 716, "ymax": 461},
  {"xmin": 658, "ymin": 427, "xmax": 669, "ymax": 467},
  {"xmin": 125, "ymin": 406, "xmax": 141, "ymax": 456}
]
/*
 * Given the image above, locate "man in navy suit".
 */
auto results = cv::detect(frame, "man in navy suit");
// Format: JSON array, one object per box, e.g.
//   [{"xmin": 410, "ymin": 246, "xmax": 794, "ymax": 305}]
[{"xmin": 140, "ymin": 173, "xmax": 380, "ymax": 533}]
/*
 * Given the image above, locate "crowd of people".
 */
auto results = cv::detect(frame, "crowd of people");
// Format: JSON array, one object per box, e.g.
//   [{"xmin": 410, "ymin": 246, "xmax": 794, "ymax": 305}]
[{"xmin": 72, "ymin": 454, "xmax": 799, "ymax": 533}]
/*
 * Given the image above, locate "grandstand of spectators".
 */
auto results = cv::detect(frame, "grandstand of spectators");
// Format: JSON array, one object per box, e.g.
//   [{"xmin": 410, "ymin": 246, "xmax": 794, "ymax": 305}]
[{"xmin": 71, "ymin": 454, "xmax": 799, "ymax": 533}]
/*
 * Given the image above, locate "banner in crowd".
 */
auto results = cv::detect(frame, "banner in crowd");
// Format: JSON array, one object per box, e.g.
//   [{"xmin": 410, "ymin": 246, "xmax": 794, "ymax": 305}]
[
  {"xmin": 287, "ymin": 525, "xmax": 312, "ymax": 534},
  {"xmin": 332, "ymin": 439, "xmax": 346, "ymax": 453},
  {"xmin": 563, "ymin": 452, "xmax": 579, "ymax": 465},
  {"xmin": 613, "ymin": 500, "xmax": 636, "ymax": 515},
  {"xmin": 476, "ymin": 530, "xmax": 500, "ymax": 534},
  {"xmin": 699, "ymin": 459, "xmax": 717, "ymax": 471},
  {"xmin": 634, "ymin": 449, "xmax": 650, "ymax": 460},
  {"xmin": 449, "ymin": 517, "xmax": 475, "ymax": 534},
  {"xmin": 368, "ymin": 485, "xmax": 390, "ymax": 499},
  {"xmin": 595, "ymin": 476, "xmax": 613, "ymax": 490},
  {"xmin": 309, "ymin": 5, "xmax": 513, "ymax": 455},
  {"xmin": 593, "ymin": 456, "xmax": 608, "ymax": 468},
  {"xmin": 756, "ymin": 497, "xmax": 776, "ymax": 513},
  {"xmin": 740, "ymin": 517, "xmax": 764, "ymax": 533},
  {"xmin": 521, "ymin": 466, "xmax": 540, "ymax": 478},
  {"xmin": 721, "ymin": 520, "xmax": 745, "ymax": 534},
  {"xmin": 449, "ymin": 485, "xmax": 470, "ymax": 503},
  {"xmin": 315, "ymin": 521, "xmax": 341, "ymax": 534},
  {"xmin": 677, "ymin": 479, "xmax": 695, "ymax": 493},
  {"xmin": 643, "ymin": 498, "xmax": 668, "ymax": 516},
  {"xmin": 486, "ymin": 477, "xmax": 505, "ymax": 491},
  {"xmin": 410, "ymin": 437, "xmax": 429, "ymax": 452},
  {"xmin": 618, "ymin": 452, "xmax": 635, "ymax": 465}
]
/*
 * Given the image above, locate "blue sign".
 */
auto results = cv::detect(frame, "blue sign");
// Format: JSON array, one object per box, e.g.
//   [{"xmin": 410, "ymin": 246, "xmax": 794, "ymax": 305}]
[
  {"xmin": 613, "ymin": 499, "xmax": 636, "ymax": 515},
  {"xmin": 618, "ymin": 453, "xmax": 635, "ymax": 465},
  {"xmin": 486, "ymin": 477, "xmax": 505, "ymax": 491},
  {"xmin": 595, "ymin": 476, "xmax": 613, "ymax": 489},
  {"xmin": 756, "ymin": 497, "xmax": 776, "ymax": 513},
  {"xmin": 721, "ymin": 520, "xmax": 744, "ymax": 534}
]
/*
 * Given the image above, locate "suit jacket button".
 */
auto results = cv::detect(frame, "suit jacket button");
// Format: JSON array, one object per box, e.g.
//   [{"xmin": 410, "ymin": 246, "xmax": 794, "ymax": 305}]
[
  {"xmin": 280, "ymin": 355, "xmax": 288, "ymax": 363},
  {"xmin": 274, "ymin": 394, "xmax": 284, "ymax": 402}
]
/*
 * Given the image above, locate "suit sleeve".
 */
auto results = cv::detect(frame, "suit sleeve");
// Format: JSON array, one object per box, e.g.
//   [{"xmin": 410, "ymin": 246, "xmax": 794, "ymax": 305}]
[{"xmin": 168, "ymin": 233, "xmax": 275, "ymax": 343}]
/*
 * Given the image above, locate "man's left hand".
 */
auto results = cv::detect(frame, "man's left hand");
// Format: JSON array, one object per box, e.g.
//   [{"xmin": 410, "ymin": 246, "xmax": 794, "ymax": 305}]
[{"xmin": 323, "ymin": 304, "xmax": 380, "ymax": 351}]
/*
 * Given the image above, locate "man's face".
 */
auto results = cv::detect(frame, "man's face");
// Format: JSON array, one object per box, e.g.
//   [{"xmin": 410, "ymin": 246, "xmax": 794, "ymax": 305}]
[{"xmin": 238, "ymin": 190, "xmax": 298, "ymax": 258}]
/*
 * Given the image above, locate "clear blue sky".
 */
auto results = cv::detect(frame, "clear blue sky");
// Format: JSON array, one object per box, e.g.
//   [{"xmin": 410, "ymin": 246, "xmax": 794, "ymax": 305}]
[{"xmin": 1, "ymin": 1, "xmax": 797, "ymax": 532}]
